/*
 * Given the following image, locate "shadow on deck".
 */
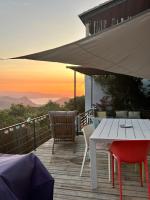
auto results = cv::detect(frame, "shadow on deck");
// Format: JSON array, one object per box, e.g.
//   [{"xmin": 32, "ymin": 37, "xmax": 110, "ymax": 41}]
[{"xmin": 35, "ymin": 136, "xmax": 148, "ymax": 200}]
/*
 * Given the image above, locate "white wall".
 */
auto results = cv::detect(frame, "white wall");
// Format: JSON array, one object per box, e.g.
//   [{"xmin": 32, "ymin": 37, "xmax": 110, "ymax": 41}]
[
  {"xmin": 142, "ymin": 79, "xmax": 150, "ymax": 95},
  {"xmin": 85, "ymin": 75, "xmax": 105, "ymax": 111}
]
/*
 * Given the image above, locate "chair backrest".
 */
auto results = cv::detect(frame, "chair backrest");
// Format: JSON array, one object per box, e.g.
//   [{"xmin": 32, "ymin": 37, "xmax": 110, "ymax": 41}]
[
  {"xmin": 96, "ymin": 111, "xmax": 107, "ymax": 118},
  {"xmin": 81, "ymin": 124, "xmax": 95, "ymax": 147},
  {"xmin": 128, "ymin": 111, "xmax": 140, "ymax": 119},
  {"xmin": 48, "ymin": 111, "xmax": 77, "ymax": 140},
  {"xmin": 110, "ymin": 141, "xmax": 150, "ymax": 163},
  {"xmin": 116, "ymin": 111, "xmax": 128, "ymax": 118}
]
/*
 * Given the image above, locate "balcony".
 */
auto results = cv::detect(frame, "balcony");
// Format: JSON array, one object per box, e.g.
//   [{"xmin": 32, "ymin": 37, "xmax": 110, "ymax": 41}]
[
  {"xmin": 0, "ymin": 111, "xmax": 150, "ymax": 199},
  {"xmin": 35, "ymin": 137, "xmax": 149, "ymax": 200},
  {"xmin": 80, "ymin": 0, "xmax": 150, "ymax": 36}
]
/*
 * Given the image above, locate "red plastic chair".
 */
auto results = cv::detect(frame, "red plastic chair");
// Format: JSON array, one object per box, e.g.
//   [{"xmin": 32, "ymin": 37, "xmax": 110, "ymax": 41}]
[{"xmin": 110, "ymin": 141, "xmax": 150, "ymax": 200}]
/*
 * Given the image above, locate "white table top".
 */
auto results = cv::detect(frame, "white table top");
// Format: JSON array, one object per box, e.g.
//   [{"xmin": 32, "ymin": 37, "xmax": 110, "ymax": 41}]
[{"xmin": 90, "ymin": 118, "xmax": 150, "ymax": 141}]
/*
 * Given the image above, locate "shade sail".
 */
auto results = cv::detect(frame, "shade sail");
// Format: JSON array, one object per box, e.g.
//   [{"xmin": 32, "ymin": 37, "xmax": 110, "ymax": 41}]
[
  {"xmin": 13, "ymin": 10, "xmax": 150, "ymax": 79},
  {"xmin": 67, "ymin": 66, "xmax": 115, "ymax": 76}
]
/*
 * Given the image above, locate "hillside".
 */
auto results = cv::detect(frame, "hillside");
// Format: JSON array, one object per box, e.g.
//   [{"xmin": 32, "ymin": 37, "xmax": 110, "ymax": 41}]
[
  {"xmin": 0, "ymin": 96, "xmax": 36, "ymax": 109},
  {"xmin": 55, "ymin": 97, "xmax": 70, "ymax": 105}
]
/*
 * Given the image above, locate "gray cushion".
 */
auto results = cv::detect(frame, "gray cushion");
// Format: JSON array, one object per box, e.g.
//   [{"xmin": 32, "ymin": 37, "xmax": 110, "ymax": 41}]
[
  {"xmin": 128, "ymin": 111, "xmax": 140, "ymax": 119},
  {"xmin": 116, "ymin": 111, "xmax": 128, "ymax": 118}
]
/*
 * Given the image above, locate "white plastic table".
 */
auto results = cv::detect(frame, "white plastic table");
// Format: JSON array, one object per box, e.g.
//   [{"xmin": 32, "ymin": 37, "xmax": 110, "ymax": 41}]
[{"xmin": 89, "ymin": 118, "xmax": 150, "ymax": 189}]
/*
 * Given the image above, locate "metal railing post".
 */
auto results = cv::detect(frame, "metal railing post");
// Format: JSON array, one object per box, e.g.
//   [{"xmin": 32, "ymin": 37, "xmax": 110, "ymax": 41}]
[
  {"xmin": 76, "ymin": 115, "xmax": 81, "ymax": 135},
  {"xmin": 33, "ymin": 119, "xmax": 36, "ymax": 151}
]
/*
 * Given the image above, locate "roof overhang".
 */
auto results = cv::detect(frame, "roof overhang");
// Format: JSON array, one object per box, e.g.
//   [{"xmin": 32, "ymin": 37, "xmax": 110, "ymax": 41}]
[
  {"xmin": 12, "ymin": 10, "xmax": 150, "ymax": 79},
  {"xmin": 79, "ymin": 0, "xmax": 124, "ymax": 24},
  {"xmin": 67, "ymin": 66, "xmax": 116, "ymax": 76}
]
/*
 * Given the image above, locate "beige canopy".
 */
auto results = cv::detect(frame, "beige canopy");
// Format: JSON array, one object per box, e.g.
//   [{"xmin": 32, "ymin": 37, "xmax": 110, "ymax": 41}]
[
  {"xmin": 13, "ymin": 10, "xmax": 150, "ymax": 79},
  {"xmin": 67, "ymin": 66, "xmax": 115, "ymax": 76}
]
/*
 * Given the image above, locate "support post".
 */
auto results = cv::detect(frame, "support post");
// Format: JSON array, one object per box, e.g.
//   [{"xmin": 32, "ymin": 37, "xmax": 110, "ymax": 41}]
[
  {"xmin": 74, "ymin": 71, "xmax": 77, "ymax": 110},
  {"xmin": 91, "ymin": 76, "xmax": 93, "ymax": 108}
]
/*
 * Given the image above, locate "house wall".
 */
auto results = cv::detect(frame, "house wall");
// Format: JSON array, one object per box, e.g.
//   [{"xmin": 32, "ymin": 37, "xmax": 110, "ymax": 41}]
[{"xmin": 85, "ymin": 76, "xmax": 105, "ymax": 111}]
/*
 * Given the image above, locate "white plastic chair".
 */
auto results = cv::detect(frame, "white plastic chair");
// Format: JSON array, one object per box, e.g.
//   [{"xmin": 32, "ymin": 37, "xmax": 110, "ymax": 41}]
[{"xmin": 80, "ymin": 124, "xmax": 111, "ymax": 181}]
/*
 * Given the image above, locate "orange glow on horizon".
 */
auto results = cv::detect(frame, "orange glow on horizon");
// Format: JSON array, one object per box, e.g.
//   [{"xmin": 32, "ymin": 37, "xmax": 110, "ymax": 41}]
[{"xmin": 0, "ymin": 60, "xmax": 85, "ymax": 98}]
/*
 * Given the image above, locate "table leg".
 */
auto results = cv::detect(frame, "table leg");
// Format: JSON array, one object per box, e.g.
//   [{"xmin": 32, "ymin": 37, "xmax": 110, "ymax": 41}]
[{"xmin": 89, "ymin": 139, "xmax": 97, "ymax": 189}]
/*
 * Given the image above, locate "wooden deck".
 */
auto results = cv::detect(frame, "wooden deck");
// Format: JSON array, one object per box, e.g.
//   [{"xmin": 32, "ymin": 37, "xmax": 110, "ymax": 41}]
[{"xmin": 35, "ymin": 136, "xmax": 148, "ymax": 200}]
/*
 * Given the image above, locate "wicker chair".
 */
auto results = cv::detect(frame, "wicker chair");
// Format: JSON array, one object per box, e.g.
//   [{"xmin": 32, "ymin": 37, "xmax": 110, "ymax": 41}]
[{"xmin": 48, "ymin": 111, "xmax": 77, "ymax": 154}]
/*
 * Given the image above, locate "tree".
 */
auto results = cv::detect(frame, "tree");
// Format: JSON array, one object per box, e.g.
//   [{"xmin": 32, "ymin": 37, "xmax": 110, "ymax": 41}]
[
  {"xmin": 95, "ymin": 74, "xmax": 149, "ymax": 110},
  {"xmin": 64, "ymin": 96, "xmax": 85, "ymax": 113},
  {"xmin": 9, "ymin": 104, "xmax": 26, "ymax": 117},
  {"xmin": 0, "ymin": 97, "xmax": 85, "ymax": 129},
  {"xmin": 96, "ymin": 96, "xmax": 112, "ymax": 111},
  {"xmin": 38, "ymin": 101, "xmax": 62, "ymax": 115},
  {"xmin": 0, "ymin": 110, "xmax": 16, "ymax": 128},
  {"xmin": 0, "ymin": 101, "xmax": 62, "ymax": 128}
]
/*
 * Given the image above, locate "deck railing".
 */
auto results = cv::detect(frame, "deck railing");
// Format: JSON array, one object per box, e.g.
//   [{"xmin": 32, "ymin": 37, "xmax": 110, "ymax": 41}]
[
  {"xmin": 77, "ymin": 109, "xmax": 94, "ymax": 132},
  {"xmin": 0, "ymin": 110, "xmax": 95, "ymax": 154},
  {"xmin": 0, "ymin": 114, "xmax": 50, "ymax": 154},
  {"xmin": 1, "ymin": 108, "xmax": 148, "ymax": 154},
  {"xmin": 77, "ymin": 108, "xmax": 150, "ymax": 133}
]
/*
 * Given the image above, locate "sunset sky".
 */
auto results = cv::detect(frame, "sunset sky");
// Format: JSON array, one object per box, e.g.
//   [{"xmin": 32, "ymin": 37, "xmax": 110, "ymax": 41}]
[{"xmin": 0, "ymin": 0, "xmax": 106, "ymax": 99}]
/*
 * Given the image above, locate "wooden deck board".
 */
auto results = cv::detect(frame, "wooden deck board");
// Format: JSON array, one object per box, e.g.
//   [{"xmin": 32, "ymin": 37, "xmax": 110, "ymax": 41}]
[{"xmin": 34, "ymin": 136, "xmax": 148, "ymax": 200}]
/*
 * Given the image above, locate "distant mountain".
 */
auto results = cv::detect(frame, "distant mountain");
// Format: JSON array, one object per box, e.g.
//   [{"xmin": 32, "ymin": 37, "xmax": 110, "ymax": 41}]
[
  {"xmin": 0, "ymin": 96, "xmax": 37, "ymax": 110},
  {"xmin": 0, "ymin": 91, "xmax": 63, "ymax": 98},
  {"xmin": 55, "ymin": 97, "xmax": 70, "ymax": 105}
]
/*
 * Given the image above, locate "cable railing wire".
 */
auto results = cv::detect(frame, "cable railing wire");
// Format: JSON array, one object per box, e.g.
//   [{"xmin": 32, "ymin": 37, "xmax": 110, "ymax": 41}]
[{"xmin": 0, "ymin": 110, "xmax": 96, "ymax": 154}]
